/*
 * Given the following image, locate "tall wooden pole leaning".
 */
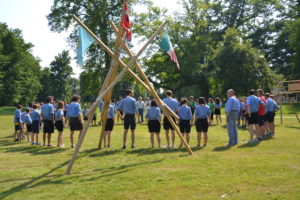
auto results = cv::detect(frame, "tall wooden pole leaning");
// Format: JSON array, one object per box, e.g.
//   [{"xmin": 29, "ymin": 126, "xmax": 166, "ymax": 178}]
[
  {"xmin": 98, "ymin": 20, "xmax": 168, "ymax": 148},
  {"xmin": 110, "ymin": 22, "xmax": 193, "ymax": 155}
]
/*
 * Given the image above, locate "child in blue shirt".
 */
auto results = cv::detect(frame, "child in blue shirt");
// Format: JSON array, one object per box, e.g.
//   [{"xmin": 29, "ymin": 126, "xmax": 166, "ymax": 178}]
[
  {"xmin": 178, "ymin": 99, "xmax": 193, "ymax": 147},
  {"xmin": 55, "ymin": 101, "xmax": 65, "ymax": 147},
  {"xmin": 145, "ymin": 100, "xmax": 161, "ymax": 148},
  {"xmin": 31, "ymin": 104, "xmax": 41, "ymax": 145},
  {"xmin": 103, "ymin": 101, "xmax": 116, "ymax": 148},
  {"xmin": 195, "ymin": 97, "xmax": 210, "ymax": 147},
  {"xmin": 24, "ymin": 108, "xmax": 32, "ymax": 142},
  {"xmin": 13, "ymin": 105, "xmax": 23, "ymax": 142}
]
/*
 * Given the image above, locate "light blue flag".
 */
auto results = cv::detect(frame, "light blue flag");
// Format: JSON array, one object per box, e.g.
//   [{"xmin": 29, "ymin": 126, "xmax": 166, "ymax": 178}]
[{"xmin": 76, "ymin": 26, "xmax": 95, "ymax": 65}]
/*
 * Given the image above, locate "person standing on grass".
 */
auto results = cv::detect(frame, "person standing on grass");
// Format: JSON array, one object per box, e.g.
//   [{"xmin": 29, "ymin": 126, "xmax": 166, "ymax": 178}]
[
  {"xmin": 20, "ymin": 110, "xmax": 27, "ymax": 140},
  {"xmin": 103, "ymin": 101, "xmax": 115, "ymax": 148},
  {"xmin": 24, "ymin": 108, "xmax": 32, "ymax": 143},
  {"xmin": 194, "ymin": 97, "xmax": 210, "ymax": 147},
  {"xmin": 63, "ymin": 101, "xmax": 69, "ymax": 127},
  {"xmin": 246, "ymin": 89, "xmax": 264, "ymax": 143},
  {"xmin": 225, "ymin": 89, "xmax": 240, "ymax": 146},
  {"xmin": 208, "ymin": 98, "xmax": 215, "ymax": 126},
  {"xmin": 54, "ymin": 101, "xmax": 65, "ymax": 147},
  {"xmin": 257, "ymin": 89, "xmax": 267, "ymax": 140},
  {"xmin": 178, "ymin": 99, "xmax": 193, "ymax": 147},
  {"xmin": 241, "ymin": 98, "xmax": 247, "ymax": 128},
  {"xmin": 265, "ymin": 94, "xmax": 279, "ymax": 137},
  {"xmin": 67, "ymin": 95, "xmax": 84, "ymax": 148},
  {"xmin": 162, "ymin": 90, "xmax": 179, "ymax": 148},
  {"xmin": 136, "ymin": 97, "xmax": 145, "ymax": 123},
  {"xmin": 215, "ymin": 97, "xmax": 222, "ymax": 125},
  {"xmin": 31, "ymin": 104, "xmax": 41, "ymax": 145},
  {"xmin": 189, "ymin": 96, "xmax": 196, "ymax": 115},
  {"xmin": 13, "ymin": 104, "xmax": 22, "ymax": 142},
  {"xmin": 145, "ymin": 100, "xmax": 162, "ymax": 148},
  {"xmin": 41, "ymin": 96, "xmax": 55, "ymax": 147},
  {"xmin": 118, "ymin": 89, "xmax": 138, "ymax": 149}
]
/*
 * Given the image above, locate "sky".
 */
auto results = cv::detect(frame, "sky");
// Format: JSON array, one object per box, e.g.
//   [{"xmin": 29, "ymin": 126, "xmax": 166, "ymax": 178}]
[{"xmin": 0, "ymin": 0, "xmax": 181, "ymax": 78}]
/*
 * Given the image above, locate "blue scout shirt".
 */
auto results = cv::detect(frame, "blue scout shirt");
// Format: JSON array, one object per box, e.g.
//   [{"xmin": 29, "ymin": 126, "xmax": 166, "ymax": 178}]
[
  {"xmin": 67, "ymin": 102, "xmax": 81, "ymax": 118},
  {"xmin": 14, "ymin": 109, "xmax": 21, "ymax": 123},
  {"xmin": 31, "ymin": 110, "xmax": 41, "ymax": 121},
  {"xmin": 195, "ymin": 105, "xmax": 210, "ymax": 119},
  {"xmin": 146, "ymin": 107, "xmax": 161, "ymax": 120},
  {"xmin": 24, "ymin": 113, "xmax": 32, "ymax": 124},
  {"xmin": 178, "ymin": 105, "xmax": 193, "ymax": 120},
  {"xmin": 55, "ymin": 109, "xmax": 64, "ymax": 121},
  {"xmin": 41, "ymin": 103, "xmax": 54, "ymax": 120},
  {"xmin": 246, "ymin": 95, "xmax": 264, "ymax": 113},
  {"xmin": 118, "ymin": 96, "xmax": 137, "ymax": 114},
  {"xmin": 225, "ymin": 96, "xmax": 240, "ymax": 113},
  {"xmin": 162, "ymin": 97, "xmax": 179, "ymax": 112},
  {"xmin": 21, "ymin": 112, "xmax": 27, "ymax": 123},
  {"xmin": 107, "ymin": 104, "xmax": 115, "ymax": 119},
  {"xmin": 266, "ymin": 98, "xmax": 279, "ymax": 112}
]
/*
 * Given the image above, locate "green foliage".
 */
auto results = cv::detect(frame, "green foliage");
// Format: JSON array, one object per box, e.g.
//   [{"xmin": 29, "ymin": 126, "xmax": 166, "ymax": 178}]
[
  {"xmin": 212, "ymin": 28, "xmax": 276, "ymax": 95},
  {"xmin": 0, "ymin": 23, "xmax": 41, "ymax": 106}
]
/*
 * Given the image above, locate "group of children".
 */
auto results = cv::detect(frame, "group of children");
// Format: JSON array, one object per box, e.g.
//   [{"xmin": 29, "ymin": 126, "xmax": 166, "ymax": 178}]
[{"xmin": 13, "ymin": 88, "xmax": 279, "ymax": 149}]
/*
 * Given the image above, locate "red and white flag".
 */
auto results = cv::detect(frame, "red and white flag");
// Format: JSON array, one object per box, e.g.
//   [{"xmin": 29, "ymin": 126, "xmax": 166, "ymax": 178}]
[{"xmin": 122, "ymin": 0, "xmax": 132, "ymax": 41}]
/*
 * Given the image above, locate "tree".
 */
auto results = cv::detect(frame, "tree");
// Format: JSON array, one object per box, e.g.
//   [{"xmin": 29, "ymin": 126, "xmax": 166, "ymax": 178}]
[
  {"xmin": 0, "ymin": 23, "xmax": 41, "ymax": 105},
  {"xmin": 49, "ymin": 50, "xmax": 73, "ymax": 101},
  {"xmin": 212, "ymin": 28, "xmax": 276, "ymax": 96}
]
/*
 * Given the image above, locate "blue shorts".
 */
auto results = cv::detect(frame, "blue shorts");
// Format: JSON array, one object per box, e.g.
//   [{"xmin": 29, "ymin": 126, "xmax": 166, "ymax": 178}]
[{"xmin": 32, "ymin": 120, "xmax": 40, "ymax": 133}]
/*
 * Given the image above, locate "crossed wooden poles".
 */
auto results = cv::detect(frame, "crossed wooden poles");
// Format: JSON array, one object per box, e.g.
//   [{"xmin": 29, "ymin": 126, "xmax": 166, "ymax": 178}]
[{"xmin": 65, "ymin": 14, "xmax": 193, "ymax": 175}]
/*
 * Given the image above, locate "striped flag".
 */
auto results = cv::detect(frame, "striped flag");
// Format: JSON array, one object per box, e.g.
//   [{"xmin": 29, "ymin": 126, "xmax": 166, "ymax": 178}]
[
  {"xmin": 159, "ymin": 32, "xmax": 180, "ymax": 70},
  {"xmin": 76, "ymin": 26, "xmax": 95, "ymax": 65}
]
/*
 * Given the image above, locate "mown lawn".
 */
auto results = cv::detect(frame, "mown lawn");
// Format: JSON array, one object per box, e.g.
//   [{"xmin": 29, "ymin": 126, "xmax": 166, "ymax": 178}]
[{"xmin": 0, "ymin": 108, "xmax": 299, "ymax": 200}]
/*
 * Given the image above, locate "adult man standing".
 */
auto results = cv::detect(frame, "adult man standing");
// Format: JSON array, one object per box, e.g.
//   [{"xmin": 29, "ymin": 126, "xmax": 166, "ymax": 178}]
[
  {"xmin": 136, "ymin": 97, "xmax": 145, "ymax": 123},
  {"xmin": 246, "ymin": 89, "xmax": 265, "ymax": 143},
  {"xmin": 225, "ymin": 89, "xmax": 240, "ymax": 146},
  {"xmin": 162, "ymin": 90, "xmax": 179, "ymax": 148},
  {"xmin": 41, "ymin": 96, "xmax": 55, "ymax": 146},
  {"xmin": 118, "ymin": 89, "xmax": 138, "ymax": 149}
]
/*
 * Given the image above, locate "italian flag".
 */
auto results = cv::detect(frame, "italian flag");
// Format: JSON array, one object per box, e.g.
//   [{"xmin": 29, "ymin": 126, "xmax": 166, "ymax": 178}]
[{"xmin": 159, "ymin": 32, "xmax": 180, "ymax": 70}]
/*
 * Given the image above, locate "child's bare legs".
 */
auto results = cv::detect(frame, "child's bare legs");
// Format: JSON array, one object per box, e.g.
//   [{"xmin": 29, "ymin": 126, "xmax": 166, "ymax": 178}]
[
  {"xmin": 57, "ymin": 131, "xmax": 63, "ymax": 146},
  {"xmin": 70, "ymin": 131, "xmax": 75, "ymax": 147},
  {"xmin": 203, "ymin": 132, "xmax": 208, "ymax": 146},
  {"xmin": 197, "ymin": 132, "xmax": 202, "ymax": 146},
  {"xmin": 165, "ymin": 130, "xmax": 170, "ymax": 147},
  {"xmin": 150, "ymin": 132, "xmax": 154, "ymax": 148},
  {"xmin": 186, "ymin": 133, "xmax": 190, "ymax": 145},
  {"xmin": 107, "ymin": 131, "xmax": 111, "ymax": 147},
  {"xmin": 31, "ymin": 133, "xmax": 35, "ymax": 144},
  {"xmin": 156, "ymin": 133, "xmax": 161, "ymax": 148}
]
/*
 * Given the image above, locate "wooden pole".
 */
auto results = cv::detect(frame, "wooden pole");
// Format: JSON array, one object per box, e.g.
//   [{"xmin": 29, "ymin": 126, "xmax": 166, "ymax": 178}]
[
  {"xmin": 109, "ymin": 21, "xmax": 179, "ymax": 121},
  {"xmin": 110, "ymin": 22, "xmax": 192, "ymax": 155},
  {"xmin": 98, "ymin": 20, "xmax": 168, "ymax": 148}
]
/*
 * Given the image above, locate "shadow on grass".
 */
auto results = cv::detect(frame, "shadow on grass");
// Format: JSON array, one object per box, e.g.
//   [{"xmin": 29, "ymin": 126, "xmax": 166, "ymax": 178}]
[
  {"xmin": 238, "ymin": 141, "xmax": 260, "ymax": 148},
  {"xmin": 86, "ymin": 159, "xmax": 163, "ymax": 182},
  {"xmin": 212, "ymin": 146, "xmax": 231, "ymax": 151},
  {"xmin": 126, "ymin": 147, "xmax": 200, "ymax": 156},
  {"xmin": 285, "ymin": 125, "xmax": 300, "ymax": 130},
  {"xmin": 0, "ymin": 139, "xmax": 20, "ymax": 147},
  {"xmin": 0, "ymin": 161, "xmax": 69, "ymax": 200},
  {"xmin": 4, "ymin": 145, "xmax": 68, "ymax": 155}
]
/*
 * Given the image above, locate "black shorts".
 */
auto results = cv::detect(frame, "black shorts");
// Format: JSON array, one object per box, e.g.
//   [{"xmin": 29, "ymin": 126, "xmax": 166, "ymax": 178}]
[
  {"xmin": 63, "ymin": 110, "xmax": 67, "ymax": 117},
  {"xmin": 32, "ymin": 120, "xmax": 40, "ymax": 134},
  {"xmin": 215, "ymin": 109, "xmax": 221, "ymax": 115},
  {"xmin": 163, "ymin": 116, "xmax": 175, "ymax": 130},
  {"xmin": 105, "ymin": 118, "xmax": 114, "ymax": 131},
  {"xmin": 148, "ymin": 120, "xmax": 161, "ymax": 133},
  {"xmin": 26, "ymin": 124, "xmax": 33, "ymax": 132},
  {"xmin": 258, "ymin": 115, "xmax": 265, "ymax": 126},
  {"xmin": 266, "ymin": 112, "xmax": 275, "ymax": 123},
  {"xmin": 179, "ymin": 120, "xmax": 191, "ymax": 133},
  {"xmin": 15, "ymin": 124, "xmax": 21, "ymax": 131},
  {"xmin": 191, "ymin": 107, "xmax": 195, "ymax": 115},
  {"xmin": 69, "ymin": 117, "xmax": 83, "ymax": 131},
  {"xmin": 241, "ymin": 110, "xmax": 246, "ymax": 119},
  {"xmin": 124, "ymin": 115, "xmax": 136, "ymax": 130},
  {"xmin": 210, "ymin": 113, "xmax": 214, "ymax": 120},
  {"xmin": 248, "ymin": 112, "xmax": 259, "ymax": 125},
  {"xmin": 43, "ymin": 120, "xmax": 54, "ymax": 134},
  {"xmin": 55, "ymin": 120, "xmax": 64, "ymax": 132},
  {"xmin": 196, "ymin": 118, "xmax": 209, "ymax": 132}
]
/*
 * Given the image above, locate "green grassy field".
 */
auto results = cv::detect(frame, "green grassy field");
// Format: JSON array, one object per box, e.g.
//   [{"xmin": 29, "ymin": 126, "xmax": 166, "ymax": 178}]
[{"xmin": 0, "ymin": 107, "xmax": 299, "ymax": 200}]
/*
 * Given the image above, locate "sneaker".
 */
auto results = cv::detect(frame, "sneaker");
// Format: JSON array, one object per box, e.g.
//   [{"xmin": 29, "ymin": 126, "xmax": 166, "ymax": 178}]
[
  {"xmin": 71, "ymin": 145, "xmax": 75, "ymax": 148},
  {"xmin": 122, "ymin": 145, "xmax": 126, "ymax": 149},
  {"xmin": 197, "ymin": 144, "xmax": 201, "ymax": 148},
  {"xmin": 107, "ymin": 145, "xmax": 111, "ymax": 148},
  {"xmin": 14, "ymin": 139, "xmax": 20, "ymax": 142},
  {"xmin": 170, "ymin": 145, "xmax": 174, "ymax": 149},
  {"xmin": 203, "ymin": 144, "xmax": 207, "ymax": 147},
  {"xmin": 36, "ymin": 143, "xmax": 41, "ymax": 145},
  {"xmin": 164, "ymin": 145, "xmax": 170, "ymax": 148},
  {"xmin": 178, "ymin": 144, "xmax": 183, "ymax": 148},
  {"xmin": 31, "ymin": 142, "xmax": 36, "ymax": 145},
  {"xmin": 131, "ymin": 145, "xmax": 135, "ymax": 149}
]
